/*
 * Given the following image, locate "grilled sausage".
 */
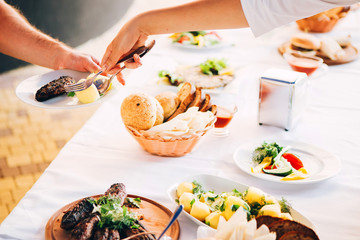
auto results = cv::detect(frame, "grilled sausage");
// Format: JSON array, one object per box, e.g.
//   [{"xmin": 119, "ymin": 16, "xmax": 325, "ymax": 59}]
[
  {"xmin": 61, "ymin": 197, "xmax": 94, "ymax": 230},
  {"xmin": 35, "ymin": 76, "xmax": 74, "ymax": 102}
]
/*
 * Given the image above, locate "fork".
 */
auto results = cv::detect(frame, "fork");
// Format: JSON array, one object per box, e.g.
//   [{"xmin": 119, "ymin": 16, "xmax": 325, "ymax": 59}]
[{"xmin": 64, "ymin": 40, "xmax": 156, "ymax": 93}]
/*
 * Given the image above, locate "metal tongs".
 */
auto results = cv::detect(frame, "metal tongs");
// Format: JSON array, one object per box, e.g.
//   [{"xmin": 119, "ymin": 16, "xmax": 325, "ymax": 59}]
[{"xmin": 64, "ymin": 40, "xmax": 156, "ymax": 93}]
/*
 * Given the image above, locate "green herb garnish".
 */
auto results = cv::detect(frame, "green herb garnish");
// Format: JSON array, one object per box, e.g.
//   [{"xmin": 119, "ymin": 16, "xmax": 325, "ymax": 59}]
[
  {"xmin": 192, "ymin": 181, "xmax": 206, "ymax": 195},
  {"xmin": 279, "ymin": 197, "xmax": 291, "ymax": 213},
  {"xmin": 252, "ymin": 142, "xmax": 283, "ymax": 164},
  {"xmin": 67, "ymin": 92, "xmax": 75, "ymax": 97},
  {"xmin": 199, "ymin": 58, "xmax": 227, "ymax": 75}
]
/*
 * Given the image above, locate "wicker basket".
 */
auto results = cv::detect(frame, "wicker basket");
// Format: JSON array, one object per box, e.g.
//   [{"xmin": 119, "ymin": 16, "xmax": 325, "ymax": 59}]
[
  {"xmin": 125, "ymin": 118, "xmax": 216, "ymax": 157},
  {"xmin": 296, "ymin": 6, "xmax": 350, "ymax": 33}
]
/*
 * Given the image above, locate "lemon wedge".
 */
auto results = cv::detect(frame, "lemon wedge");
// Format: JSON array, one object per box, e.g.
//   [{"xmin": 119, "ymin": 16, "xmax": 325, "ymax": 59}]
[
  {"xmin": 251, "ymin": 157, "xmax": 272, "ymax": 174},
  {"xmin": 219, "ymin": 67, "xmax": 234, "ymax": 76}
]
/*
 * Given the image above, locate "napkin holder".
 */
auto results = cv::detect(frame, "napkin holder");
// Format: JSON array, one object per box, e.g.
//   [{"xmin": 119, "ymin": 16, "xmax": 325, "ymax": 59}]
[{"xmin": 258, "ymin": 69, "xmax": 308, "ymax": 131}]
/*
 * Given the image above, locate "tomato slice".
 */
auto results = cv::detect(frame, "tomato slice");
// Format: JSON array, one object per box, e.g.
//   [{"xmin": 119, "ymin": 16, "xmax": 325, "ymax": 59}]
[
  {"xmin": 282, "ymin": 153, "xmax": 304, "ymax": 170},
  {"xmin": 264, "ymin": 165, "xmax": 277, "ymax": 170},
  {"xmin": 178, "ymin": 35, "xmax": 190, "ymax": 43}
]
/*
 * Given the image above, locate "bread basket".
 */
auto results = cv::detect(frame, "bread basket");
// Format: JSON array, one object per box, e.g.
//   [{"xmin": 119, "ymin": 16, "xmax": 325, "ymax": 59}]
[
  {"xmin": 296, "ymin": 6, "xmax": 350, "ymax": 33},
  {"xmin": 125, "ymin": 118, "xmax": 216, "ymax": 157}
]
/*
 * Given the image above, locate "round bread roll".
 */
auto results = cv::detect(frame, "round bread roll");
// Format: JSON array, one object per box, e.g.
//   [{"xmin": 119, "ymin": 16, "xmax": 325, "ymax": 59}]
[
  {"xmin": 153, "ymin": 97, "xmax": 164, "ymax": 126},
  {"xmin": 121, "ymin": 93, "xmax": 157, "ymax": 130},
  {"xmin": 155, "ymin": 92, "xmax": 180, "ymax": 120},
  {"xmin": 291, "ymin": 33, "xmax": 321, "ymax": 50}
]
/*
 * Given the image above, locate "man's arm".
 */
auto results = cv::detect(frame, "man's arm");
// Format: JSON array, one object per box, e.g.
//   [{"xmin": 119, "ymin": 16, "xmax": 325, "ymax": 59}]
[
  {"xmin": 102, "ymin": 0, "xmax": 247, "ymax": 71},
  {"xmin": 0, "ymin": 1, "xmax": 100, "ymax": 72}
]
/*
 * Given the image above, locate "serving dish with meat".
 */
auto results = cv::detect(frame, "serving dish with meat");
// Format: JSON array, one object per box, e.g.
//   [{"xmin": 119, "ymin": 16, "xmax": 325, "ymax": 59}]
[{"xmin": 45, "ymin": 183, "xmax": 180, "ymax": 240}]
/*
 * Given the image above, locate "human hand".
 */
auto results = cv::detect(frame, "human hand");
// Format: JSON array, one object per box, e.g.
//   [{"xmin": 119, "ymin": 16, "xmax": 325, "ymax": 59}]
[
  {"xmin": 101, "ymin": 18, "xmax": 147, "ymax": 72},
  {"xmin": 55, "ymin": 48, "xmax": 101, "ymax": 73},
  {"xmin": 106, "ymin": 54, "xmax": 142, "ymax": 85}
]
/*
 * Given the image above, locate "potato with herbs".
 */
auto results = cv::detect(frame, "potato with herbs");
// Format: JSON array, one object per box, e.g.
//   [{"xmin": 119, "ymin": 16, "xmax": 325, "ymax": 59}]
[
  {"xmin": 205, "ymin": 211, "xmax": 223, "ymax": 229},
  {"xmin": 179, "ymin": 192, "xmax": 196, "ymax": 212},
  {"xmin": 223, "ymin": 196, "xmax": 249, "ymax": 220},
  {"xmin": 243, "ymin": 187, "xmax": 266, "ymax": 205},
  {"xmin": 176, "ymin": 182, "xmax": 194, "ymax": 198},
  {"xmin": 190, "ymin": 201, "xmax": 211, "ymax": 221}
]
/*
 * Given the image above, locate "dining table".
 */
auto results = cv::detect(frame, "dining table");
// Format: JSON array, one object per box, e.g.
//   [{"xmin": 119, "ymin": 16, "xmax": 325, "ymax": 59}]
[{"xmin": 1, "ymin": 10, "xmax": 360, "ymax": 240}]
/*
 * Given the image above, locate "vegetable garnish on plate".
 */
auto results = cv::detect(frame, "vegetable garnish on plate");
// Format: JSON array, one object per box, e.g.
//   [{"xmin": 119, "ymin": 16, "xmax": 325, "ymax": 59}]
[
  {"xmin": 169, "ymin": 31, "xmax": 222, "ymax": 47},
  {"xmin": 251, "ymin": 142, "xmax": 308, "ymax": 181},
  {"xmin": 157, "ymin": 58, "xmax": 234, "ymax": 89}
]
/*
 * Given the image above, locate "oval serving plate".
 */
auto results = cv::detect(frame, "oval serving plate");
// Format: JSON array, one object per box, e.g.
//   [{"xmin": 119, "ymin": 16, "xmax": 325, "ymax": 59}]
[
  {"xmin": 167, "ymin": 174, "xmax": 316, "ymax": 231},
  {"xmin": 233, "ymin": 139, "xmax": 341, "ymax": 184},
  {"xmin": 45, "ymin": 194, "xmax": 180, "ymax": 240},
  {"xmin": 16, "ymin": 69, "xmax": 119, "ymax": 109}
]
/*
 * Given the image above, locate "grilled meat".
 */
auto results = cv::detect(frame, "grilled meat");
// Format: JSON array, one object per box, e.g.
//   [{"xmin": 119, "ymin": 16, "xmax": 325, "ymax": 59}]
[
  {"xmin": 93, "ymin": 227, "xmax": 109, "ymax": 240},
  {"xmin": 61, "ymin": 197, "xmax": 94, "ymax": 230},
  {"xmin": 35, "ymin": 76, "xmax": 74, "ymax": 102},
  {"xmin": 71, "ymin": 212, "xmax": 100, "ymax": 240},
  {"xmin": 108, "ymin": 229, "xmax": 121, "ymax": 240},
  {"xmin": 105, "ymin": 183, "xmax": 127, "ymax": 203}
]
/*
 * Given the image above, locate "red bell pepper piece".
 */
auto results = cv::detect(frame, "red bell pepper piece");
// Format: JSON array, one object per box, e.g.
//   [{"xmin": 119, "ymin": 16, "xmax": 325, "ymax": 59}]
[{"xmin": 282, "ymin": 153, "xmax": 304, "ymax": 170}]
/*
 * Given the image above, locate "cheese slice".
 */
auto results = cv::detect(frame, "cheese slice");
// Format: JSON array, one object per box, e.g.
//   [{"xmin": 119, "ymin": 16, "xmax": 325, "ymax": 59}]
[{"xmin": 281, "ymin": 167, "xmax": 308, "ymax": 181}]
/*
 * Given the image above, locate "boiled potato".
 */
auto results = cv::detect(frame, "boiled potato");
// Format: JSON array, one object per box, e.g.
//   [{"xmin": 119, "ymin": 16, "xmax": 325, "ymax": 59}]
[
  {"xmin": 75, "ymin": 79, "xmax": 100, "ymax": 104},
  {"xmin": 177, "ymin": 182, "xmax": 194, "ymax": 198},
  {"xmin": 179, "ymin": 192, "xmax": 196, "ymax": 213},
  {"xmin": 223, "ymin": 196, "xmax": 249, "ymax": 220},
  {"xmin": 190, "ymin": 201, "xmax": 211, "ymax": 222},
  {"xmin": 244, "ymin": 187, "xmax": 266, "ymax": 205},
  {"xmin": 258, "ymin": 204, "xmax": 281, "ymax": 218},
  {"xmin": 205, "ymin": 211, "xmax": 223, "ymax": 229},
  {"xmin": 280, "ymin": 212, "xmax": 293, "ymax": 220}
]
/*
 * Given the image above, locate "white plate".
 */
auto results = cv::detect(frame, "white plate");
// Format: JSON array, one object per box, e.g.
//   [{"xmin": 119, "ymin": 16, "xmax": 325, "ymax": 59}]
[
  {"xmin": 172, "ymin": 41, "xmax": 233, "ymax": 50},
  {"xmin": 233, "ymin": 140, "xmax": 341, "ymax": 184},
  {"xmin": 167, "ymin": 174, "xmax": 316, "ymax": 231},
  {"xmin": 15, "ymin": 69, "xmax": 119, "ymax": 109}
]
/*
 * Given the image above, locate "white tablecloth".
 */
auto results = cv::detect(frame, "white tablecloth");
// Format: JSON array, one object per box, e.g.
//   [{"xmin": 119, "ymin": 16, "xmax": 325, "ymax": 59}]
[{"xmin": 1, "ymin": 16, "xmax": 360, "ymax": 240}]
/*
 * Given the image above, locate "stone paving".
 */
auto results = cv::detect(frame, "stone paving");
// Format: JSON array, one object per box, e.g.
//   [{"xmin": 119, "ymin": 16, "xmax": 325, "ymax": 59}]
[{"xmin": 0, "ymin": 65, "xmax": 99, "ymax": 223}]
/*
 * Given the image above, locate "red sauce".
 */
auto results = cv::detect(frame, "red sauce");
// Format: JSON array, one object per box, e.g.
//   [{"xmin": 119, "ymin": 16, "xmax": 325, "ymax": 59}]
[
  {"xmin": 287, "ymin": 57, "xmax": 320, "ymax": 76},
  {"xmin": 215, "ymin": 106, "xmax": 234, "ymax": 128}
]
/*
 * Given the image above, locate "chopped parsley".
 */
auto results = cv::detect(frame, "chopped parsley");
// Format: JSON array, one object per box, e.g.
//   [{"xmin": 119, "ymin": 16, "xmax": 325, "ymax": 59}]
[
  {"xmin": 231, "ymin": 204, "xmax": 240, "ymax": 212},
  {"xmin": 67, "ymin": 92, "xmax": 75, "ymax": 97},
  {"xmin": 192, "ymin": 181, "xmax": 206, "ymax": 196},
  {"xmin": 190, "ymin": 199, "xmax": 196, "ymax": 207}
]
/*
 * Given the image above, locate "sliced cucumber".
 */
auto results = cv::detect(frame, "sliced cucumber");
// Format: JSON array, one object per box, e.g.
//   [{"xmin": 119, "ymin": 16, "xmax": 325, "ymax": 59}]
[{"xmin": 262, "ymin": 157, "xmax": 293, "ymax": 176}]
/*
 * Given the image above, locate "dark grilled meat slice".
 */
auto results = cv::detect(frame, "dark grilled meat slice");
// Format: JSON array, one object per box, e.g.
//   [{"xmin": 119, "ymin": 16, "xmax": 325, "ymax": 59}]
[
  {"xmin": 105, "ymin": 183, "xmax": 127, "ymax": 203},
  {"xmin": 108, "ymin": 229, "xmax": 121, "ymax": 240},
  {"xmin": 93, "ymin": 227, "xmax": 109, "ymax": 240},
  {"xmin": 61, "ymin": 197, "xmax": 94, "ymax": 230},
  {"xmin": 71, "ymin": 212, "xmax": 100, "ymax": 240},
  {"xmin": 35, "ymin": 76, "xmax": 74, "ymax": 102}
]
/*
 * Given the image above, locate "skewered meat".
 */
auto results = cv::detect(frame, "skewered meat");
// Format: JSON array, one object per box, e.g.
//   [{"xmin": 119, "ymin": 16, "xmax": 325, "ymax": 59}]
[
  {"xmin": 105, "ymin": 183, "xmax": 127, "ymax": 204},
  {"xmin": 108, "ymin": 229, "xmax": 121, "ymax": 240},
  {"xmin": 93, "ymin": 227, "xmax": 109, "ymax": 240},
  {"xmin": 71, "ymin": 212, "xmax": 100, "ymax": 240},
  {"xmin": 35, "ymin": 76, "xmax": 74, "ymax": 102},
  {"xmin": 61, "ymin": 197, "xmax": 94, "ymax": 230}
]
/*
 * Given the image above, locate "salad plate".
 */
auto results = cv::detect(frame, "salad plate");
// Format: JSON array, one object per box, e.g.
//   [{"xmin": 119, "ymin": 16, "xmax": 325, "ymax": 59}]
[
  {"xmin": 167, "ymin": 174, "xmax": 316, "ymax": 231},
  {"xmin": 233, "ymin": 139, "xmax": 341, "ymax": 184},
  {"xmin": 16, "ymin": 69, "xmax": 119, "ymax": 109}
]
